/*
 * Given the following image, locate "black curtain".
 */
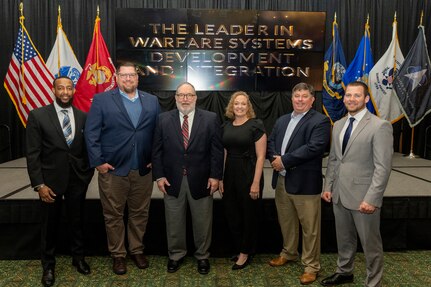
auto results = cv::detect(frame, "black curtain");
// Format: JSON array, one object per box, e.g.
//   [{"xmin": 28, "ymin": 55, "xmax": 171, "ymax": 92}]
[{"xmin": 1, "ymin": 0, "xmax": 431, "ymax": 161}]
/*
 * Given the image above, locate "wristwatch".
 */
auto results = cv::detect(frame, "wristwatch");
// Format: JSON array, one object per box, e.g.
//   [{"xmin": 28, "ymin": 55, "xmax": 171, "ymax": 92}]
[{"xmin": 34, "ymin": 184, "xmax": 45, "ymax": 192}]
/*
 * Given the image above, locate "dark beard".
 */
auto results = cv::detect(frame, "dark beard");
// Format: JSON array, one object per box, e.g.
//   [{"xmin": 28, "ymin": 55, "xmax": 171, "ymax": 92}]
[{"xmin": 55, "ymin": 97, "xmax": 73, "ymax": 108}]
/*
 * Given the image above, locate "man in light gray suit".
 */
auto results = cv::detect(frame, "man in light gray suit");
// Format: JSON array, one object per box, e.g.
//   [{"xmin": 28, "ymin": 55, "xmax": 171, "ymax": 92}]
[{"xmin": 321, "ymin": 81, "xmax": 393, "ymax": 287}]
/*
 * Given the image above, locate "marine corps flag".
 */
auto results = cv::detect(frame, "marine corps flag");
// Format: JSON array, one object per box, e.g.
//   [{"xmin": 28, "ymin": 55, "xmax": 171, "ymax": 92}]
[
  {"xmin": 342, "ymin": 18, "xmax": 376, "ymax": 114},
  {"xmin": 73, "ymin": 11, "xmax": 116, "ymax": 112},
  {"xmin": 322, "ymin": 14, "xmax": 347, "ymax": 124},
  {"xmin": 369, "ymin": 15, "xmax": 404, "ymax": 123},
  {"xmin": 393, "ymin": 25, "xmax": 431, "ymax": 128}
]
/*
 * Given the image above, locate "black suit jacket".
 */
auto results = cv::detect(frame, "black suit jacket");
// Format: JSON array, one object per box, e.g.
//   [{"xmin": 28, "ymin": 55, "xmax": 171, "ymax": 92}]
[
  {"xmin": 267, "ymin": 109, "xmax": 330, "ymax": 195},
  {"xmin": 152, "ymin": 108, "xmax": 224, "ymax": 199},
  {"xmin": 26, "ymin": 104, "xmax": 94, "ymax": 195}
]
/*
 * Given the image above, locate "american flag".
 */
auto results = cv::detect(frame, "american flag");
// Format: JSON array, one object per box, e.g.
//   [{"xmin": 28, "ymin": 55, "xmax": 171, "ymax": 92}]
[{"xmin": 4, "ymin": 23, "xmax": 54, "ymax": 127}]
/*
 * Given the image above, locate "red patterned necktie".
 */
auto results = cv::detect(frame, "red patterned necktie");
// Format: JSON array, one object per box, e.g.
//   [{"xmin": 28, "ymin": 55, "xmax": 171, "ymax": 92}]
[{"xmin": 182, "ymin": 115, "xmax": 189, "ymax": 149}]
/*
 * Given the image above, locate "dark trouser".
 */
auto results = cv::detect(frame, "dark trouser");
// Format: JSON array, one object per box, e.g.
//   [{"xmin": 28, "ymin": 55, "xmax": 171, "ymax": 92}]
[
  {"xmin": 40, "ymin": 171, "xmax": 88, "ymax": 270},
  {"xmin": 223, "ymin": 156, "xmax": 262, "ymax": 255}
]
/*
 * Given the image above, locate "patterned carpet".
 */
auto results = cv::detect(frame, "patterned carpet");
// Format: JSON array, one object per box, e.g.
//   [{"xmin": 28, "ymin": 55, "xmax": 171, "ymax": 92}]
[{"xmin": 1, "ymin": 251, "xmax": 430, "ymax": 286}]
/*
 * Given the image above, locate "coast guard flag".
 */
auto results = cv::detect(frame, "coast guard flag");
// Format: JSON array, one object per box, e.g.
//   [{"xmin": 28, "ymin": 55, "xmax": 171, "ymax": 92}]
[
  {"xmin": 393, "ymin": 25, "xmax": 431, "ymax": 128},
  {"xmin": 342, "ymin": 20, "xmax": 376, "ymax": 114},
  {"xmin": 46, "ymin": 10, "xmax": 82, "ymax": 85},
  {"xmin": 3, "ymin": 15, "xmax": 54, "ymax": 126},
  {"xmin": 369, "ymin": 17, "xmax": 404, "ymax": 123},
  {"xmin": 322, "ymin": 15, "xmax": 347, "ymax": 124},
  {"xmin": 73, "ymin": 14, "xmax": 116, "ymax": 112}
]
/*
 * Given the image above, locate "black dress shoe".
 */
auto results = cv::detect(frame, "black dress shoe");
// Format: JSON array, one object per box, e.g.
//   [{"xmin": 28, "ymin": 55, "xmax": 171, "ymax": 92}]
[
  {"xmin": 232, "ymin": 256, "xmax": 250, "ymax": 270},
  {"xmin": 41, "ymin": 268, "xmax": 55, "ymax": 287},
  {"xmin": 230, "ymin": 255, "xmax": 238, "ymax": 262},
  {"xmin": 197, "ymin": 259, "xmax": 210, "ymax": 274},
  {"xmin": 112, "ymin": 257, "xmax": 127, "ymax": 275},
  {"xmin": 72, "ymin": 259, "xmax": 91, "ymax": 275},
  {"xmin": 167, "ymin": 258, "xmax": 184, "ymax": 273},
  {"xmin": 321, "ymin": 273, "xmax": 354, "ymax": 286}
]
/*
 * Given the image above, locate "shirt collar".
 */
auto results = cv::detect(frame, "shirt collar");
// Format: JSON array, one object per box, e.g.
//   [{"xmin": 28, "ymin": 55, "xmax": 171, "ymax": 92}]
[
  {"xmin": 119, "ymin": 88, "xmax": 139, "ymax": 102},
  {"xmin": 53, "ymin": 100, "xmax": 73, "ymax": 113}
]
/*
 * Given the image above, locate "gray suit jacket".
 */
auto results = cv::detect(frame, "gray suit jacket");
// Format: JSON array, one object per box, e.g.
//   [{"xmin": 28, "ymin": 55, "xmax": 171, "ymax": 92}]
[{"xmin": 324, "ymin": 110, "xmax": 393, "ymax": 210}]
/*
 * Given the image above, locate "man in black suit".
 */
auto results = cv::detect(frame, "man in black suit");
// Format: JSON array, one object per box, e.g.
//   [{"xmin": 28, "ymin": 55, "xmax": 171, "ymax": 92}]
[
  {"xmin": 152, "ymin": 82, "xmax": 223, "ymax": 275},
  {"xmin": 267, "ymin": 82, "xmax": 330, "ymax": 285},
  {"xmin": 26, "ymin": 76, "xmax": 94, "ymax": 287}
]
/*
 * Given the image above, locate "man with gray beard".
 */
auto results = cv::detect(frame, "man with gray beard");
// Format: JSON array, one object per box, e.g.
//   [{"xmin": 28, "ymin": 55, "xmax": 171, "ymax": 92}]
[{"xmin": 152, "ymin": 82, "xmax": 223, "ymax": 275}]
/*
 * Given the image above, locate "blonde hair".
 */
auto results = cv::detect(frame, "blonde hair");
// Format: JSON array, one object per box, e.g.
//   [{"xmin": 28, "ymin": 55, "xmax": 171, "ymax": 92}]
[{"xmin": 225, "ymin": 91, "xmax": 256, "ymax": 120}]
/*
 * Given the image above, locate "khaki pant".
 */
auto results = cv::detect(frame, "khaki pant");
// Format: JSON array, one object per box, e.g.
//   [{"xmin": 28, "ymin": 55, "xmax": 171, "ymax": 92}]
[
  {"xmin": 275, "ymin": 175, "xmax": 321, "ymax": 274},
  {"xmin": 98, "ymin": 170, "xmax": 153, "ymax": 257}
]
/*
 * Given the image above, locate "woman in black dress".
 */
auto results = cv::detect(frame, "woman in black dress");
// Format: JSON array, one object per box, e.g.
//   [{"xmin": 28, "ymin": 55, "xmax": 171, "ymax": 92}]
[{"xmin": 220, "ymin": 91, "xmax": 267, "ymax": 270}]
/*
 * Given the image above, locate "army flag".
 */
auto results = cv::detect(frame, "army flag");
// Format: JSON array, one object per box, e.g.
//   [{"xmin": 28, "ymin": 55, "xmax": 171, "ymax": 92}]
[{"xmin": 46, "ymin": 7, "xmax": 82, "ymax": 85}]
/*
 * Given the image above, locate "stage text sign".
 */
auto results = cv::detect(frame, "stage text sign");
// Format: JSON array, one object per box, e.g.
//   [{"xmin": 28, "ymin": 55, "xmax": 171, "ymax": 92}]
[{"xmin": 116, "ymin": 9, "xmax": 325, "ymax": 91}]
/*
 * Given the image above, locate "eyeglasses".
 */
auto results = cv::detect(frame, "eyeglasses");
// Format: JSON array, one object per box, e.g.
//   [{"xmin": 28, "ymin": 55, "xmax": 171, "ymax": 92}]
[
  {"xmin": 117, "ymin": 73, "xmax": 138, "ymax": 79},
  {"xmin": 176, "ymin": 93, "xmax": 196, "ymax": 99}
]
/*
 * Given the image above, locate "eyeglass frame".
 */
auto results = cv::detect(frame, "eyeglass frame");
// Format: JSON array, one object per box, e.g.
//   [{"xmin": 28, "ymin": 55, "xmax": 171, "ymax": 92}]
[
  {"xmin": 116, "ymin": 73, "xmax": 138, "ymax": 79},
  {"xmin": 175, "ymin": 93, "xmax": 196, "ymax": 99}
]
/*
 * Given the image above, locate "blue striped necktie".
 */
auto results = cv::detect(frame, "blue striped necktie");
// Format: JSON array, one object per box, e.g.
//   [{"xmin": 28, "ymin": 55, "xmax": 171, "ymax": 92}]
[{"xmin": 61, "ymin": 110, "xmax": 72, "ymax": 146}]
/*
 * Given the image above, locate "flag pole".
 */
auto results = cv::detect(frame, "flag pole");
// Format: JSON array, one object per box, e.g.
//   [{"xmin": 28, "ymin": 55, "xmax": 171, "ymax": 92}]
[
  {"xmin": 19, "ymin": 2, "xmax": 27, "ymax": 105},
  {"xmin": 405, "ymin": 10, "xmax": 424, "ymax": 159}
]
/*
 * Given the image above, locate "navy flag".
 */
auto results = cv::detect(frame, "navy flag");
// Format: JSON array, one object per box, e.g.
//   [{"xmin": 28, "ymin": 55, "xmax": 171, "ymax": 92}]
[
  {"xmin": 323, "ymin": 15, "xmax": 347, "ymax": 124},
  {"xmin": 393, "ymin": 25, "xmax": 431, "ymax": 127}
]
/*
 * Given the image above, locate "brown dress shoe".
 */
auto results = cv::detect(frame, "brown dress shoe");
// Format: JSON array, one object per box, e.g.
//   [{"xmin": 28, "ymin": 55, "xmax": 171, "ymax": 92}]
[
  {"xmin": 269, "ymin": 256, "xmax": 289, "ymax": 267},
  {"xmin": 113, "ymin": 257, "xmax": 127, "ymax": 275},
  {"xmin": 131, "ymin": 254, "xmax": 149, "ymax": 269},
  {"xmin": 300, "ymin": 272, "xmax": 317, "ymax": 285}
]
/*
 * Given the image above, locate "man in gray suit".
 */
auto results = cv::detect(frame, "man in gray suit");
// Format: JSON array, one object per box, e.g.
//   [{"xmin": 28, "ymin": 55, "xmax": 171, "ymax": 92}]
[{"xmin": 321, "ymin": 81, "xmax": 393, "ymax": 287}]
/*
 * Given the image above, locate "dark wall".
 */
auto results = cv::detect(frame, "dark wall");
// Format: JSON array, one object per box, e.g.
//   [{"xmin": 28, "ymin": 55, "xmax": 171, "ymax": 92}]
[{"xmin": 1, "ymin": 0, "xmax": 431, "ymax": 161}]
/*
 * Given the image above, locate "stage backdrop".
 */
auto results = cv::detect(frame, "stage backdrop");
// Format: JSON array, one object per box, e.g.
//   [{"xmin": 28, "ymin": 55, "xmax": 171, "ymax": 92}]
[{"xmin": 1, "ymin": 0, "xmax": 431, "ymax": 161}]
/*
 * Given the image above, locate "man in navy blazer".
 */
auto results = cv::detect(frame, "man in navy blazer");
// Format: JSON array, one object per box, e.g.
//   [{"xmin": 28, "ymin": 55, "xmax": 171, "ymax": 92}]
[
  {"xmin": 85, "ymin": 62, "xmax": 160, "ymax": 275},
  {"xmin": 267, "ymin": 83, "xmax": 330, "ymax": 285},
  {"xmin": 152, "ymin": 82, "xmax": 223, "ymax": 275}
]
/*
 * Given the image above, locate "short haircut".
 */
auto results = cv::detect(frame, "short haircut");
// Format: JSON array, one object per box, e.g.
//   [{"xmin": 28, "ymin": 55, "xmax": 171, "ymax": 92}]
[
  {"xmin": 176, "ymin": 82, "xmax": 196, "ymax": 95},
  {"xmin": 115, "ymin": 61, "xmax": 137, "ymax": 71},
  {"xmin": 225, "ymin": 91, "xmax": 256, "ymax": 120},
  {"xmin": 346, "ymin": 81, "xmax": 369, "ymax": 96},
  {"xmin": 53, "ymin": 76, "xmax": 73, "ymax": 87},
  {"xmin": 292, "ymin": 82, "xmax": 315, "ymax": 97}
]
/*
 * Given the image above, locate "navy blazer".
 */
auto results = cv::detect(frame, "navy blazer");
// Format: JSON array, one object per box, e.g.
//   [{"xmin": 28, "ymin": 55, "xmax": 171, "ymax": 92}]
[
  {"xmin": 267, "ymin": 109, "xmax": 330, "ymax": 195},
  {"xmin": 85, "ymin": 88, "xmax": 160, "ymax": 176},
  {"xmin": 152, "ymin": 108, "xmax": 224, "ymax": 200}
]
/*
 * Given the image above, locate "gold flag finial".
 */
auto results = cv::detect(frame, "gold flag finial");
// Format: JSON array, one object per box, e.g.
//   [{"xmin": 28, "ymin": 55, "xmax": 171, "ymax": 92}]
[
  {"xmin": 420, "ymin": 10, "xmax": 423, "ymax": 26},
  {"xmin": 334, "ymin": 12, "xmax": 337, "ymax": 22},
  {"xmin": 394, "ymin": 11, "xmax": 397, "ymax": 21},
  {"xmin": 97, "ymin": 5, "xmax": 100, "ymax": 17},
  {"xmin": 366, "ymin": 13, "xmax": 369, "ymax": 25},
  {"xmin": 19, "ymin": 2, "xmax": 24, "ymax": 17}
]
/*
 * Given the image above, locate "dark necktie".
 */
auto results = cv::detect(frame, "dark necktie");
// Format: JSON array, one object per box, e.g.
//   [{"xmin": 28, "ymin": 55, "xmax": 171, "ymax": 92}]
[
  {"xmin": 61, "ymin": 110, "xmax": 72, "ymax": 146},
  {"xmin": 182, "ymin": 115, "xmax": 189, "ymax": 149},
  {"xmin": 342, "ymin": 117, "xmax": 355, "ymax": 155}
]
